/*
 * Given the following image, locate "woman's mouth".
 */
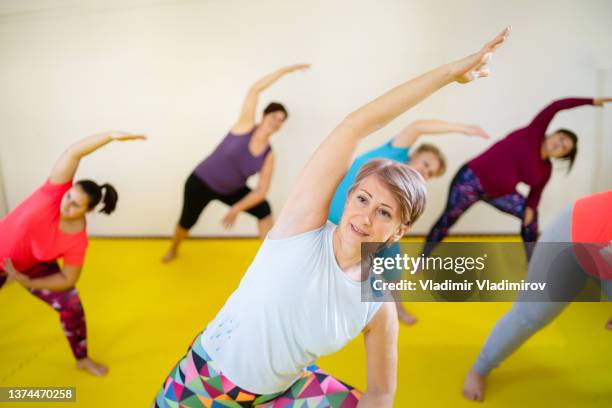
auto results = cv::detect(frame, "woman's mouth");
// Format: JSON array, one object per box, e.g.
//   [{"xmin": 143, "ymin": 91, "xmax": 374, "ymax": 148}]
[{"xmin": 350, "ymin": 223, "xmax": 369, "ymax": 237}]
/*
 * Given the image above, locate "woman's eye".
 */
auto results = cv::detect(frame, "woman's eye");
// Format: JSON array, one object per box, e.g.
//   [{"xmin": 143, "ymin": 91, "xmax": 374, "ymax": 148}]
[
  {"xmin": 378, "ymin": 209, "xmax": 391, "ymax": 219},
  {"xmin": 357, "ymin": 195, "xmax": 367, "ymax": 203}
]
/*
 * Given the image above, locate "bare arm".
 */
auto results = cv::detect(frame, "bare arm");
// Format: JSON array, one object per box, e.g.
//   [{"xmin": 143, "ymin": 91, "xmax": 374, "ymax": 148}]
[
  {"xmin": 270, "ymin": 27, "xmax": 510, "ymax": 239},
  {"xmin": 525, "ymin": 98, "xmax": 596, "ymax": 137},
  {"xmin": 232, "ymin": 64, "xmax": 310, "ymax": 134},
  {"xmin": 592, "ymin": 97, "xmax": 611, "ymax": 107},
  {"xmin": 357, "ymin": 303, "xmax": 399, "ymax": 408},
  {"xmin": 49, "ymin": 131, "xmax": 146, "ymax": 184},
  {"xmin": 391, "ymin": 119, "xmax": 490, "ymax": 148},
  {"xmin": 222, "ymin": 153, "xmax": 275, "ymax": 228},
  {"xmin": 3, "ymin": 259, "xmax": 81, "ymax": 291}
]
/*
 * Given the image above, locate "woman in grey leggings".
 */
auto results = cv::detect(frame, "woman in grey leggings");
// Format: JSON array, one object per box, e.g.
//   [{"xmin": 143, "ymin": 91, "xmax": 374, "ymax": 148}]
[{"xmin": 463, "ymin": 191, "xmax": 612, "ymax": 401}]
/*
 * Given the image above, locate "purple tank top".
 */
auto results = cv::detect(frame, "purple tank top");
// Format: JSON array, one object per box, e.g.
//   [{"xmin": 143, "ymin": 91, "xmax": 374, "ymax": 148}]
[{"xmin": 194, "ymin": 128, "xmax": 271, "ymax": 194}]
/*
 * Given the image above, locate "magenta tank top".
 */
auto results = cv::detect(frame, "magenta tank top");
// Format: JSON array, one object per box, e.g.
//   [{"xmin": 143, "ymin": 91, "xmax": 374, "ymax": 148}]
[{"xmin": 194, "ymin": 128, "xmax": 271, "ymax": 194}]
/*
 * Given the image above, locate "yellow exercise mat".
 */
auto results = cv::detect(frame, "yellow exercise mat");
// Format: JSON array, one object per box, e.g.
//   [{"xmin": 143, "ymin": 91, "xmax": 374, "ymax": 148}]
[{"xmin": 0, "ymin": 238, "xmax": 610, "ymax": 407}]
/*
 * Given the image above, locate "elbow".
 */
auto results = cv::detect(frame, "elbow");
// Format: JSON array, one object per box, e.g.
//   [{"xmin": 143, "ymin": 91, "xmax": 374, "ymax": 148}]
[
  {"xmin": 409, "ymin": 119, "xmax": 426, "ymax": 131},
  {"xmin": 60, "ymin": 274, "xmax": 78, "ymax": 290},
  {"xmin": 248, "ymin": 85, "xmax": 263, "ymax": 96},
  {"xmin": 341, "ymin": 111, "xmax": 361, "ymax": 130},
  {"xmin": 367, "ymin": 378, "xmax": 397, "ymax": 400},
  {"xmin": 253, "ymin": 190, "xmax": 267, "ymax": 202},
  {"xmin": 339, "ymin": 112, "xmax": 373, "ymax": 138},
  {"xmin": 57, "ymin": 281, "xmax": 76, "ymax": 291}
]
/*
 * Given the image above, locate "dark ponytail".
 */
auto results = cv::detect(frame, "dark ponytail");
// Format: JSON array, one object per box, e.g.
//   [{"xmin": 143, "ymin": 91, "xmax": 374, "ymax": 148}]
[
  {"xmin": 76, "ymin": 180, "xmax": 119, "ymax": 215},
  {"xmin": 99, "ymin": 184, "xmax": 118, "ymax": 215}
]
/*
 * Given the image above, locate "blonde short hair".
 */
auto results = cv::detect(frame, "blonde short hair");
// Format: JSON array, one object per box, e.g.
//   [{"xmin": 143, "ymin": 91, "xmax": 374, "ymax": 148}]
[
  {"xmin": 413, "ymin": 143, "xmax": 447, "ymax": 177},
  {"xmin": 348, "ymin": 159, "xmax": 427, "ymax": 226}
]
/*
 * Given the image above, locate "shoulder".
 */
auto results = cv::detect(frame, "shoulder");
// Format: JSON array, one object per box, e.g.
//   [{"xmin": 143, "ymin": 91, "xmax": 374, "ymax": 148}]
[
  {"xmin": 41, "ymin": 179, "xmax": 73, "ymax": 195},
  {"xmin": 229, "ymin": 124, "xmax": 256, "ymax": 136},
  {"xmin": 266, "ymin": 222, "xmax": 329, "ymax": 247}
]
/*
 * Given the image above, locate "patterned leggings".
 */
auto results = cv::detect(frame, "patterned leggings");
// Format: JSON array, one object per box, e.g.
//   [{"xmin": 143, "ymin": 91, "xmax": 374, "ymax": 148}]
[
  {"xmin": 425, "ymin": 164, "xmax": 538, "ymax": 259},
  {"xmin": 154, "ymin": 333, "xmax": 361, "ymax": 408},
  {"xmin": 0, "ymin": 262, "xmax": 87, "ymax": 360}
]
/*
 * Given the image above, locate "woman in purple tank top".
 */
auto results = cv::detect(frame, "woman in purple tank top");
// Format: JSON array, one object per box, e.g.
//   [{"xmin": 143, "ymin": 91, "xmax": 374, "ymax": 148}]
[{"xmin": 163, "ymin": 64, "xmax": 310, "ymax": 263}]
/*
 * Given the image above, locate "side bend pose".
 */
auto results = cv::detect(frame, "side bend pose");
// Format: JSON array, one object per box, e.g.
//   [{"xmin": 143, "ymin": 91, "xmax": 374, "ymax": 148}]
[
  {"xmin": 0, "ymin": 131, "xmax": 146, "ymax": 376},
  {"xmin": 154, "ymin": 27, "xmax": 510, "ymax": 408},
  {"xmin": 463, "ymin": 190, "xmax": 612, "ymax": 402},
  {"xmin": 424, "ymin": 96, "xmax": 612, "ymax": 260},
  {"xmin": 328, "ymin": 119, "xmax": 490, "ymax": 324},
  {"xmin": 162, "ymin": 64, "xmax": 309, "ymax": 263}
]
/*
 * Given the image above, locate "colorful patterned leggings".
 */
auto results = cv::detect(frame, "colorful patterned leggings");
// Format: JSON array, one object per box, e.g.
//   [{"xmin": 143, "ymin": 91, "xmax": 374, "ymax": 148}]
[
  {"xmin": 0, "ymin": 262, "xmax": 87, "ymax": 360},
  {"xmin": 425, "ymin": 164, "xmax": 538, "ymax": 259},
  {"xmin": 154, "ymin": 333, "xmax": 361, "ymax": 408}
]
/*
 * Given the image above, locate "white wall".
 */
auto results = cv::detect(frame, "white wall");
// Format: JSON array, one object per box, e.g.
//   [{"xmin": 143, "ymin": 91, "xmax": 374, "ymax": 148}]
[
  {"xmin": 0, "ymin": 0, "xmax": 610, "ymax": 237},
  {"xmin": 0, "ymin": 158, "xmax": 6, "ymax": 217},
  {"xmin": 593, "ymin": 68, "xmax": 612, "ymax": 192}
]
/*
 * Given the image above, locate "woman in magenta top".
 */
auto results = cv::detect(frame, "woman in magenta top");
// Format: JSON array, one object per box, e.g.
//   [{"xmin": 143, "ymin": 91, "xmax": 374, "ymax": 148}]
[
  {"xmin": 425, "ymin": 97, "xmax": 612, "ymax": 259},
  {"xmin": 0, "ymin": 131, "xmax": 145, "ymax": 376},
  {"xmin": 162, "ymin": 64, "xmax": 309, "ymax": 263}
]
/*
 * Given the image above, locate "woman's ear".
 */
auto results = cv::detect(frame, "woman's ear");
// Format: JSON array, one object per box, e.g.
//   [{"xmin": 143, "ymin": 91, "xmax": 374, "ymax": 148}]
[{"xmin": 390, "ymin": 224, "xmax": 410, "ymax": 242}]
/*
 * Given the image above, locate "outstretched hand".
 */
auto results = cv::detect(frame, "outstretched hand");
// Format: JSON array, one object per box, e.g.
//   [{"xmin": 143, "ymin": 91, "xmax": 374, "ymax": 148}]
[
  {"xmin": 283, "ymin": 64, "xmax": 311, "ymax": 74},
  {"xmin": 593, "ymin": 97, "xmax": 612, "ymax": 107},
  {"xmin": 105, "ymin": 131, "xmax": 147, "ymax": 142},
  {"xmin": 450, "ymin": 26, "xmax": 511, "ymax": 84},
  {"xmin": 464, "ymin": 125, "xmax": 491, "ymax": 139}
]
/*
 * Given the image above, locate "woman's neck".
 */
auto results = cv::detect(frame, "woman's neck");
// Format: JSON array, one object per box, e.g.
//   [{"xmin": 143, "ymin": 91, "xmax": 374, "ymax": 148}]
[
  {"xmin": 252, "ymin": 125, "xmax": 272, "ymax": 143},
  {"xmin": 540, "ymin": 141, "xmax": 549, "ymax": 160},
  {"xmin": 332, "ymin": 228, "xmax": 361, "ymax": 270},
  {"xmin": 59, "ymin": 217, "xmax": 85, "ymax": 234}
]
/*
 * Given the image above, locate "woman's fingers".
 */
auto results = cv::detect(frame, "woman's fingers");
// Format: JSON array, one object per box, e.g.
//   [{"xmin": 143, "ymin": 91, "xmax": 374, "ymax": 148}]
[
  {"xmin": 3, "ymin": 258, "xmax": 15, "ymax": 275},
  {"xmin": 288, "ymin": 63, "xmax": 311, "ymax": 72},
  {"xmin": 112, "ymin": 133, "xmax": 147, "ymax": 141},
  {"xmin": 484, "ymin": 26, "xmax": 511, "ymax": 52}
]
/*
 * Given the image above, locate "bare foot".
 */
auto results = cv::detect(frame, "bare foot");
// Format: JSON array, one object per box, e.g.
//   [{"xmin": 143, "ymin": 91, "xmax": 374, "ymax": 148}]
[
  {"xmin": 161, "ymin": 250, "xmax": 177, "ymax": 263},
  {"xmin": 462, "ymin": 369, "xmax": 486, "ymax": 402},
  {"xmin": 395, "ymin": 302, "xmax": 417, "ymax": 325},
  {"xmin": 76, "ymin": 358, "xmax": 108, "ymax": 377},
  {"xmin": 606, "ymin": 317, "xmax": 612, "ymax": 330}
]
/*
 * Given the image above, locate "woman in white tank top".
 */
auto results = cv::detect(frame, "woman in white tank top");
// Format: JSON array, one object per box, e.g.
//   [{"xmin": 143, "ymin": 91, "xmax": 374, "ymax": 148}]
[{"xmin": 154, "ymin": 27, "xmax": 511, "ymax": 408}]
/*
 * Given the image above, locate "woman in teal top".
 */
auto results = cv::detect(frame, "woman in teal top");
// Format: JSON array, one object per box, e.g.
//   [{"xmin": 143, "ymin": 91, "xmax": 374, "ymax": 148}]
[{"xmin": 328, "ymin": 119, "xmax": 490, "ymax": 324}]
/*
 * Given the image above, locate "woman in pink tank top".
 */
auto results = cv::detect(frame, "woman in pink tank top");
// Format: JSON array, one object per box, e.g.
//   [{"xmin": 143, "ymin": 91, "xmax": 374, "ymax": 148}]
[{"xmin": 0, "ymin": 131, "xmax": 145, "ymax": 376}]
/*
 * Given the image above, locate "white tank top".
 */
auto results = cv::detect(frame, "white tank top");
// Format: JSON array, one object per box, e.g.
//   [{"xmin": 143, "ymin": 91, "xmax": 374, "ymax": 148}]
[{"xmin": 201, "ymin": 222, "xmax": 382, "ymax": 394}]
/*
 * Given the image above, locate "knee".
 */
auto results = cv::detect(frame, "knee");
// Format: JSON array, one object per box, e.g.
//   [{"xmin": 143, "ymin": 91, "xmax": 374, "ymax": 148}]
[
  {"xmin": 259, "ymin": 214, "xmax": 273, "ymax": 224},
  {"xmin": 509, "ymin": 303, "xmax": 555, "ymax": 330},
  {"xmin": 60, "ymin": 298, "xmax": 85, "ymax": 320}
]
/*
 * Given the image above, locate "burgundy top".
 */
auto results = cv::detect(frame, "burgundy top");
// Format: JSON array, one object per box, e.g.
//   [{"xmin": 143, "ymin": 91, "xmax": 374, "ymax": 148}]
[
  {"xmin": 468, "ymin": 98, "xmax": 593, "ymax": 210},
  {"xmin": 194, "ymin": 127, "xmax": 271, "ymax": 195}
]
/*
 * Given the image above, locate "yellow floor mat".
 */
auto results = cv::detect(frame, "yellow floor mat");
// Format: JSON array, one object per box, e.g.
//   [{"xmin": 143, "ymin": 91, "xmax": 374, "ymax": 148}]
[{"xmin": 0, "ymin": 238, "xmax": 610, "ymax": 407}]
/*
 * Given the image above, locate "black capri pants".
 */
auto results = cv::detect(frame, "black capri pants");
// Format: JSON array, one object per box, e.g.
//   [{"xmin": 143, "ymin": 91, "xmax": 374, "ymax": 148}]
[{"xmin": 179, "ymin": 173, "xmax": 272, "ymax": 230}]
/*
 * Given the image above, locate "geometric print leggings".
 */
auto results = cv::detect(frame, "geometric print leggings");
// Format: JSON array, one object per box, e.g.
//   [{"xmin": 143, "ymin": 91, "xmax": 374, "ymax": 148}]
[
  {"xmin": 0, "ymin": 262, "xmax": 87, "ymax": 360},
  {"xmin": 154, "ymin": 333, "xmax": 361, "ymax": 408},
  {"xmin": 425, "ymin": 164, "xmax": 538, "ymax": 260}
]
